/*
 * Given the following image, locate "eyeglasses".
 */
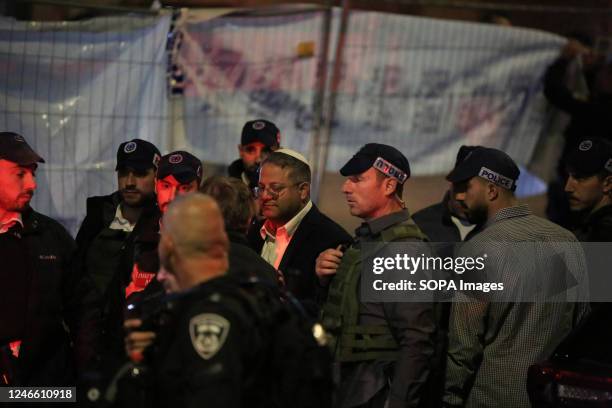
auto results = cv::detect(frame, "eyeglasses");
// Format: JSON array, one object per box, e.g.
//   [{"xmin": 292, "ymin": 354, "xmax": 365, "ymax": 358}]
[{"xmin": 253, "ymin": 182, "xmax": 303, "ymax": 199}]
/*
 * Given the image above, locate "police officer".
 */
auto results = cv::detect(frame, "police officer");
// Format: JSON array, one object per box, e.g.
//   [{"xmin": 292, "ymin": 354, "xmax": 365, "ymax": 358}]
[
  {"xmin": 443, "ymin": 146, "xmax": 589, "ymax": 408},
  {"xmin": 316, "ymin": 143, "xmax": 435, "ymax": 408},
  {"xmin": 123, "ymin": 194, "xmax": 277, "ymax": 407},
  {"xmin": 227, "ymin": 119, "xmax": 281, "ymax": 188},
  {"xmin": 75, "ymin": 139, "xmax": 160, "ymax": 297},
  {"xmin": 100, "ymin": 151, "xmax": 203, "ymax": 367},
  {"xmin": 125, "ymin": 150, "xmax": 203, "ymax": 298},
  {"xmin": 564, "ymin": 137, "xmax": 612, "ymax": 241},
  {"xmin": 0, "ymin": 131, "xmax": 97, "ymax": 385}
]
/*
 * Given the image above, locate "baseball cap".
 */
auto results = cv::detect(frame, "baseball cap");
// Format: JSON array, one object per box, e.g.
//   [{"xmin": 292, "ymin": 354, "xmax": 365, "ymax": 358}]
[
  {"xmin": 157, "ymin": 151, "xmax": 203, "ymax": 184},
  {"xmin": 0, "ymin": 132, "xmax": 45, "ymax": 165},
  {"xmin": 455, "ymin": 145, "xmax": 478, "ymax": 168},
  {"xmin": 340, "ymin": 143, "xmax": 410, "ymax": 184},
  {"xmin": 116, "ymin": 139, "xmax": 161, "ymax": 171},
  {"xmin": 241, "ymin": 119, "xmax": 281, "ymax": 148},
  {"xmin": 566, "ymin": 138, "xmax": 612, "ymax": 177},
  {"xmin": 446, "ymin": 146, "xmax": 520, "ymax": 191}
]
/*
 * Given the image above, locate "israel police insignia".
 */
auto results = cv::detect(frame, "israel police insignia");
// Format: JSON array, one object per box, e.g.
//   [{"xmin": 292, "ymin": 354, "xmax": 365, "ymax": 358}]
[
  {"xmin": 189, "ymin": 313, "xmax": 230, "ymax": 360},
  {"xmin": 579, "ymin": 140, "xmax": 592, "ymax": 151},
  {"xmin": 124, "ymin": 141, "xmax": 137, "ymax": 153}
]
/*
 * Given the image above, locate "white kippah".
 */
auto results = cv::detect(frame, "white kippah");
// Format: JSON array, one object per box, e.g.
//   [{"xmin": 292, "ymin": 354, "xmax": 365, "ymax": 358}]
[{"xmin": 275, "ymin": 148, "xmax": 311, "ymax": 171}]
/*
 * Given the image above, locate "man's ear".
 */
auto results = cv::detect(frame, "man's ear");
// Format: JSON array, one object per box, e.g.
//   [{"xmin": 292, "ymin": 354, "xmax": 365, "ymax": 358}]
[
  {"xmin": 384, "ymin": 178, "xmax": 398, "ymax": 198},
  {"xmin": 486, "ymin": 182, "xmax": 500, "ymax": 201},
  {"xmin": 603, "ymin": 174, "xmax": 612, "ymax": 194},
  {"xmin": 299, "ymin": 182, "xmax": 311, "ymax": 201}
]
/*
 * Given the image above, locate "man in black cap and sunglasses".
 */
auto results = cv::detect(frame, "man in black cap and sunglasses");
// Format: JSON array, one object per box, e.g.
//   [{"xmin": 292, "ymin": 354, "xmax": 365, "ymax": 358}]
[
  {"xmin": 316, "ymin": 143, "xmax": 435, "ymax": 408},
  {"xmin": 0, "ymin": 131, "xmax": 97, "ymax": 385}
]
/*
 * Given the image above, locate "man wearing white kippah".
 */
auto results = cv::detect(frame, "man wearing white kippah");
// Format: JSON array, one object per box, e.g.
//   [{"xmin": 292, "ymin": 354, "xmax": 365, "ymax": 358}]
[{"xmin": 248, "ymin": 148, "xmax": 351, "ymax": 315}]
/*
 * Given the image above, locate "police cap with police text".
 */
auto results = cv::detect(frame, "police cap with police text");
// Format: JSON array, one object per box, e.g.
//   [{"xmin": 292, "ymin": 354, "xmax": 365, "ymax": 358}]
[
  {"xmin": 241, "ymin": 119, "xmax": 281, "ymax": 148},
  {"xmin": 340, "ymin": 143, "xmax": 410, "ymax": 184},
  {"xmin": 157, "ymin": 150, "xmax": 203, "ymax": 184},
  {"xmin": 446, "ymin": 146, "xmax": 520, "ymax": 191},
  {"xmin": 0, "ymin": 132, "xmax": 45, "ymax": 165},
  {"xmin": 566, "ymin": 138, "xmax": 612, "ymax": 177},
  {"xmin": 116, "ymin": 139, "xmax": 161, "ymax": 172}
]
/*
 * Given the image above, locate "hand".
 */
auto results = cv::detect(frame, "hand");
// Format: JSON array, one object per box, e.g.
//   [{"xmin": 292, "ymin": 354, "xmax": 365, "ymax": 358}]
[
  {"xmin": 562, "ymin": 39, "xmax": 592, "ymax": 60},
  {"xmin": 124, "ymin": 319, "xmax": 156, "ymax": 363},
  {"xmin": 315, "ymin": 245, "xmax": 345, "ymax": 283}
]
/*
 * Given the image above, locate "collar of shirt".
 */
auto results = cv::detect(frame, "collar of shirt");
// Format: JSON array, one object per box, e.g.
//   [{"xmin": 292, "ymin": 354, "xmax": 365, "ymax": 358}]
[
  {"xmin": 485, "ymin": 204, "xmax": 531, "ymax": 228},
  {"xmin": 109, "ymin": 204, "xmax": 136, "ymax": 232},
  {"xmin": 260, "ymin": 200, "xmax": 313, "ymax": 241},
  {"xmin": 0, "ymin": 214, "xmax": 24, "ymax": 235},
  {"xmin": 355, "ymin": 209, "xmax": 411, "ymax": 238}
]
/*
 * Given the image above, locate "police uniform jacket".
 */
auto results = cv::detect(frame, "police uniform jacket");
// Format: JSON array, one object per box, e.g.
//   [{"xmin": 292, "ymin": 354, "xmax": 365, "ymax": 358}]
[
  {"xmin": 444, "ymin": 205, "xmax": 590, "ymax": 408},
  {"xmin": 332, "ymin": 209, "xmax": 436, "ymax": 408},
  {"xmin": 149, "ymin": 275, "xmax": 268, "ymax": 408},
  {"xmin": 1, "ymin": 208, "xmax": 97, "ymax": 385}
]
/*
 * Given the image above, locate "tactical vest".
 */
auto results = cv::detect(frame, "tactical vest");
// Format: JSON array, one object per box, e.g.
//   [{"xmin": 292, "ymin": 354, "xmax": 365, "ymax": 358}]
[{"xmin": 320, "ymin": 221, "xmax": 427, "ymax": 363}]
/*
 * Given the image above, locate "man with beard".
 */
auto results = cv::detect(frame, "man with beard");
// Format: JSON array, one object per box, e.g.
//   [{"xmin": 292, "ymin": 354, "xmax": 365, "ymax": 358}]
[
  {"xmin": 75, "ymin": 139, "xmax": 160, "ymax": 295},
  {"xmin": 564, "ymin": 138, "xmax": 612, "ymax": 241},
  {"xmin": 443, "ymin": 146, "xmax": 589, "ymax": 408},
  {"xmin": 0, "ymin": 132, "xmax": 96, "ymax": 385},
  {"xmin": 411, "ymin": 145, "xmax": 482, "ymax": 408},
  {"xmin": 124, "ymin": 150, "xmax": 203, "ymax": 299},
  {"xmin": 75, "ymin": 139, "xmax": 160, "ymax": 376},
  {"xmin": 97, "ymin": 150, "xmax": 203, "ymax": 370},
  {"xmin": 227, "ymin": 119, "xmax": 280, "ymax": 189},
  {"xmin": 248, "ymin": 148, "xmax": 350, "ymax": 314}
]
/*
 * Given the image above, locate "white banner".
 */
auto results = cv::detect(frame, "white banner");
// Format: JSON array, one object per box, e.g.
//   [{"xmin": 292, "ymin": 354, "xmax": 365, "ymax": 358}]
[
  {"xmin": 0, "ymin": 15, "xmax": 171, "ymax": 233},
  {"xmin": 178, "ymin": 9, "xmax": 564, "ymax": 181}
]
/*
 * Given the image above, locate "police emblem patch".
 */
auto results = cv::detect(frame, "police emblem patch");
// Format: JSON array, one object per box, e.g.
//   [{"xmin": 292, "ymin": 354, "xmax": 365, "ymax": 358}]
[
  {"xmin": 252, "ymin": 121, "xmax": 265, "ymax": 130},
  {"xmin": 579, "ymin": 140, "xmax": 592, "ymax": 151},
  {"xmin": 13, "ymin": 135, "xmax": 25, "ymax": 142},
  {"xmin": 606, "ymin": 158, "xmax": 612, "ymax": 173},
  {"xmin": 124, "ymin": 141, "xmax": 137, "ymax": 153},
  {"xmin": 169, "ymin": 153, "xmax": 183, "ymax": 164},
  {"xmin": 189, "ymin": 313, "xmax": 230, "ymax": 360}
]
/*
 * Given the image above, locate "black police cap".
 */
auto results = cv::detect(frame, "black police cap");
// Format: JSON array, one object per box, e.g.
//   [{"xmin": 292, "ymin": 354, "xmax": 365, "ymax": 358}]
[
  {"xmin": 340, "ymin": 143, "xmax": 410, "ymax": 183},
  {"xmin": 157, "ymin": 151, "xmax": 203, "ymax": 184},
  {"xmin": 116, "ymin": 139, "xmax": 161, "ymax": 172},
  {"xmin": 566, "ymin": 138, "xmax": 612, "ymax": 177},
  {"xmin": 446, "ymin": 146, "xmax": 520, "ymax": 191},
  {"xmin": 241, "ymin": 119, "xmax": 281, "ymax": 148},
  {"xmin": 0, "ymin": 132, "xmax": 45, "ymax": 165}
]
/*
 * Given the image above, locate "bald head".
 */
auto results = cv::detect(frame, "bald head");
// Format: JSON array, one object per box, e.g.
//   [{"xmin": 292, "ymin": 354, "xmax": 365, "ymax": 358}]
[
  {"xmin": 162, "ymin": 193, "xmax": 229, "ymax": 258},
  {"xmin": 158, "ymin": 193, "xmax": 229, "ymax": 291}
]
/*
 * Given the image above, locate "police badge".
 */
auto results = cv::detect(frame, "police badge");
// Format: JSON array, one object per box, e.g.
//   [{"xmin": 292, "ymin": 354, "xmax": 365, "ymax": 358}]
[{"xmin": 189, "ymin": 313, "xmax": 230, "ymax": 360}]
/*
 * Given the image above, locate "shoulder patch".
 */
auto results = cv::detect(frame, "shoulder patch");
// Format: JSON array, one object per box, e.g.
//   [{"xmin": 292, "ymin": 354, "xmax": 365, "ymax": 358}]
[{"xmin": 189, "ymin": 313, "xmax": 230, "ymax": 360}]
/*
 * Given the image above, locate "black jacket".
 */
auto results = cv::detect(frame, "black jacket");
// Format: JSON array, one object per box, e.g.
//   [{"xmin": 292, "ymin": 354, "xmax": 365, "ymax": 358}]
[
  {"xmin": 247, "ymin": 204, "xmax": 351, "ymax": 313},
  {"xmin": 8, "ymin": 208, "xmax": 97, "ymax": 385},
  {"xmin": 75, "ymin": 192, "xmax": 159, "ymax": 365},
  {"xmin": 412, "ymin": 194, "xmax": 482, "ymax": 244},
  {"xmin": 573, "ymin": 204, "xmax": 612, "ymax": 242},
  {"xmin": 227, "ymin": 230, "xmax": 278, "ymax": 286}
]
